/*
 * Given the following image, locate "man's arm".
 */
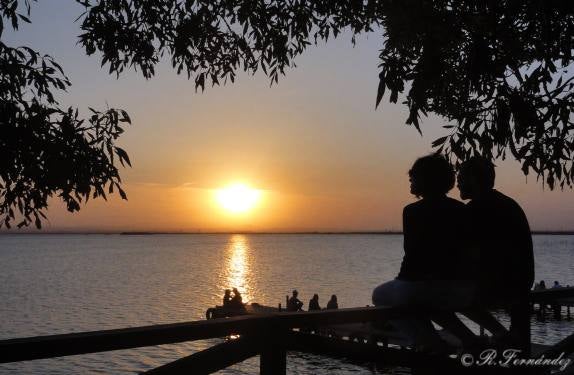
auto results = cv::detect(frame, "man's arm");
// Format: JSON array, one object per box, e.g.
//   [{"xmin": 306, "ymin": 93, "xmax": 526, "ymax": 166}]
[
  {"xmin": 509, "ymin": 201, "xmax": 535, "ymax": 289},
  {"xmin": 397, "ymin": 205, "xmax": 415, "ymax": 279}
]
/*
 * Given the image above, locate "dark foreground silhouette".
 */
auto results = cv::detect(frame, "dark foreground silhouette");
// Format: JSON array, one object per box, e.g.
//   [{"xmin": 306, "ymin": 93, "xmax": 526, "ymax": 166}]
[
  {"xmin": 373, "ymin": 154, "xmax": 475, "ymax": 351},
  {"xmin": 373, "ymin": 154, "xmax": 534, "ymax": 354},
  {"xmin": 458, "ymin": 157, "xmax": 534, "ymax": 353}
]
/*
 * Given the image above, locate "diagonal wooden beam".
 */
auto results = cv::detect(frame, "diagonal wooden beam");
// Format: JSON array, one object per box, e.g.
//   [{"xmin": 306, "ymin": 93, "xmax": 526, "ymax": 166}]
[
  {"xmin": 539, "ymin": 332, "xmax": 574, "ymax": 359},
  {"xmin": 141, "ymin": 336, "xmax": 259, "ymax": 375}
]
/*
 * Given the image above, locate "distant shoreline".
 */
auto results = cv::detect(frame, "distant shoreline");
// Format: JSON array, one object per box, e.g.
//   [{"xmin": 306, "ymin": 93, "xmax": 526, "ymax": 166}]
[{"xmin": 1, "ymin": 231, "xmax": 573, "ymax": 236}]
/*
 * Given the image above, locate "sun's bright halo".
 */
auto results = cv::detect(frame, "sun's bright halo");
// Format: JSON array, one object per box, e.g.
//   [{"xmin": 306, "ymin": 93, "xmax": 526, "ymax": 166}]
[{"xmin": 216, "ymin": 183, "xmax": 261, "ymax": 213}]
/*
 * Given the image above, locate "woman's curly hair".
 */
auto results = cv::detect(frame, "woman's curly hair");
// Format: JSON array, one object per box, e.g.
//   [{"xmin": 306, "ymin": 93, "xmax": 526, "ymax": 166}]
[{"xmin": 409, "ymin": 154, "xmax": 455, "ymax": 197}]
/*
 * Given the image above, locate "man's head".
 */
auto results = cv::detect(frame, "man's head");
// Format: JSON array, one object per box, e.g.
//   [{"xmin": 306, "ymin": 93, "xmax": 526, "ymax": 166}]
[
  {"xmin": 457, "ymin": 157, "xmax": 496, "ymax": 200},
  {"xmin": 408, "ymin": 154, "xmax": 455, "ymax": 198},
  {"xmin": 292, "ymin": 289, "xmax": 298, "ymax": 297}
]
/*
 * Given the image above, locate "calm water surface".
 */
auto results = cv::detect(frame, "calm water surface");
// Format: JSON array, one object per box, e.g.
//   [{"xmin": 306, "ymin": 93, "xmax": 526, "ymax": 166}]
[{"xmin": 0, "ymin": 234, "xmax": 573, "ymax": 374}]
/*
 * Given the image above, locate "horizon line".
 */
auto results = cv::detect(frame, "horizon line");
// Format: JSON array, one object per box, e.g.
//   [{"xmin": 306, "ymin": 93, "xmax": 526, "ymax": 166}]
[{"xmin": 1, "ymin": 230, "xmax": 574, "ymax": 235}]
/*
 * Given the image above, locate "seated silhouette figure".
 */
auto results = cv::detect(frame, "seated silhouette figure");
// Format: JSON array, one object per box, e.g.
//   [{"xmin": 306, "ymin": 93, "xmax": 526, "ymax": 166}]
[
  {"xmin": 229, "ymin": 287, "xmax": 245, "ymax": 309},
  {"xmin": 326, "ymin": 294, "xmax": 338, "ymax": 309},
  {"xmin": 457, "ymin": 157, "xmax": 534, "ymax": 353},
  {"xmin": 287, "ymin": 290, "xmax": 304, "ymax": 311},
  {"xmin": 553, "ymin": 281, "xmax": 562, "ymax": 289},
  {"xmin": 534, "ymin": 280, "xmax": 546, "ymax": 291},
  {"xmin": 308, "ymin": 294, "xmax": 321, "ymax": 311},
  {"xmin": 372, "ymin": 154, "xmax": 476, "ymax": 351},
  {"xmin": 223, "ymin": 289, "xmax": 232, "ymax": 307}
]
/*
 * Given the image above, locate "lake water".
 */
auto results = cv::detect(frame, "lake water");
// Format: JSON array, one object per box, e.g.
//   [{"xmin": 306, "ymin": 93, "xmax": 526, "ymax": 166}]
[{"xmin": 1, "ymin": 234, "xmax": 573, "ymax": 374}]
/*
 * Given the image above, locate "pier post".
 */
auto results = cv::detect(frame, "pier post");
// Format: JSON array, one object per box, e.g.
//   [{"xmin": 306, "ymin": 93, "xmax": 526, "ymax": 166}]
[
  {"xmin": 537, "ymin": 303, "xmax": 546, "ymax": 321},
  {"xmin": 260, "ymin": 329, "xmax": 287, "ymax": 375},
  {"xmin": 553, "ymin": 304, "xmax": 562, "ymax": 320}
]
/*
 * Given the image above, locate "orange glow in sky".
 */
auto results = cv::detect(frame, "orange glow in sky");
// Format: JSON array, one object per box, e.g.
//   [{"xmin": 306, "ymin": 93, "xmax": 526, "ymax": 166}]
[{"xmin": 5, "ymin": 2, "xmax": 574, "ymax": 233}]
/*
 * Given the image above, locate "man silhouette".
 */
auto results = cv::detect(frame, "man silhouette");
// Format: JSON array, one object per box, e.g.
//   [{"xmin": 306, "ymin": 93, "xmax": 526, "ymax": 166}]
[
  {"xmin": 457, "ymin": 157, "xmax": 534, "ymax": 353},
  {"xmin": 287, "ymin": 290, "xmax": 304, "ymax": 311}
]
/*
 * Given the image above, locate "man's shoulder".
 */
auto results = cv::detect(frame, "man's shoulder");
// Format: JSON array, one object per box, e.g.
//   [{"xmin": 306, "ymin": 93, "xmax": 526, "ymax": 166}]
[
  {"xmin": 491, "ymin": 190, "xmax": 526, "ymax": 212},
  {"xmin": 469, "ymin": 190, "xmax": 520, "ymax": 207},
  {"xmin": 491, "ymin": 189, "xmax": 512, "ymax": 201},
  {"xmin": 469, "ymin": 190, "xmax": 528, "ymax": 223}
]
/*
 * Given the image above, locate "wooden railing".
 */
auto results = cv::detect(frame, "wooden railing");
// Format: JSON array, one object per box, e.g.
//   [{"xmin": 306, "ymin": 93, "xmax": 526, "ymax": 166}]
[
  {"xmin": 0, "ymin": 306, "xmax": 411, "ymax": 374},
  {"xmin": 2, "ymin": 289, "xmax": 574, "ymax": 374}
]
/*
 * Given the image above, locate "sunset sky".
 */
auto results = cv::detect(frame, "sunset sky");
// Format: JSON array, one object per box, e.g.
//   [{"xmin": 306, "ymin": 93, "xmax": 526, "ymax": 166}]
[{"xmin": 5, "ymin": 2, "xmax": 574, "ymax": 232}]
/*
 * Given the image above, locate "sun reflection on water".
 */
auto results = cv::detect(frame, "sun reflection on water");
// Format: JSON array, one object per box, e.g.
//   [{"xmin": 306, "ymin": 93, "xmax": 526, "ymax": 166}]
[{"xmin": 223, "ymin": 234, "xmax": 252, "ymax": 303}]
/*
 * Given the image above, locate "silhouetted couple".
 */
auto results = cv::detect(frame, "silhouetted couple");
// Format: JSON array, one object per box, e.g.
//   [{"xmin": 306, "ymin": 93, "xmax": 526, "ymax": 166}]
[
  {"xmin": 372, "ymin": 154, "xmax": 534, "ymax": 353},
  {"xmin": 223, "ymin": 288, "xmax": 245, "ymax": 309},
  {"xmin": 308, "ymin": 294, "xmax": 338, "ymax": 311}
]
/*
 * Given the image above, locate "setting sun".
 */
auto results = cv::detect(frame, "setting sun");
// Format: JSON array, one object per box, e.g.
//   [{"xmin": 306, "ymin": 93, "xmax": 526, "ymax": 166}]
[{"xmin": 216, "ymin": 183, "xmax": 261, "ymax": 213}]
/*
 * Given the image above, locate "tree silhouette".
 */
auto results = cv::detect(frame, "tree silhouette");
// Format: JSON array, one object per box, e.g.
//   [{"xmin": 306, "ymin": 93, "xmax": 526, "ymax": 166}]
[
  {"xmin": 2, "ymin": 0, "xmax": 574, "ymax": 227},
  {"xmin": 1, "ymin": 0, "xmax": 130, "ymax": 228}
]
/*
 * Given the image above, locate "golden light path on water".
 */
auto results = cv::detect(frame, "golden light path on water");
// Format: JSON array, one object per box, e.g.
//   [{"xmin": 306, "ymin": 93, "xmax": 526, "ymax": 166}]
[{"xmin": 223, "ymin": 234, "xmax": 253, "ymax": 303}]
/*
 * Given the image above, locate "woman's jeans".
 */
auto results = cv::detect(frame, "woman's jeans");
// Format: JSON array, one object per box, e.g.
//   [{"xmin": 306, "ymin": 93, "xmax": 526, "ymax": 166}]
[{"xmin": 372, "ymin": 278, "xmax": 475, "ymax": 347}]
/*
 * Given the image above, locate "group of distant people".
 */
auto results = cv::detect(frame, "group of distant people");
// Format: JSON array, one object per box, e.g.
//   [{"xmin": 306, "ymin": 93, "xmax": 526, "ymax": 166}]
[
  {"xmin": 372, "ymin": 155, "xmax": 534, "ymax": 353},
  {"xmin": 220, "ymin": 288, "xmax": 338, "ymax": 312},
  {"xmin": 533, "ymin": 280, "xmax": 569, "ymax": 290},
  {"xmin": 533, "ymin": 280, "xmax": 570, "ymax": 320},
  {"xmin": 222, "ymin": 288, "xmax": 245, "ymax": 309},
  {"xmin": 287, "ymin": 290, "xmax": 338, "ymax": 312}
]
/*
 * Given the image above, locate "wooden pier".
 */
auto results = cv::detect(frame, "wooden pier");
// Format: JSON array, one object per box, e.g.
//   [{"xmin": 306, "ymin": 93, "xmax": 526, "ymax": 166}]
[
  {"xmin": 531, "ymin": 287, "xmax": 574, "ymax": 321},
  {"xmin": 0, "ymin": 306, "xmax": 430, "ymax": 373},
  {"xmin": 1, "ymin": 289, "xmax": 574, "ymax": 374}
]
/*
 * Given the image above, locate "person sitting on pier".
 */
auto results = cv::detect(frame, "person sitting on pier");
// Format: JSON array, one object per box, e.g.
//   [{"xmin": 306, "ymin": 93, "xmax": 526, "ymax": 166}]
[
  {"xmin": 533, "ymin": 280, "xmax": 546, "ymax": 291},
  {"xmin": 457, "ymin": 157, "xmax": 534, "ymax": 353},
  {"xmin": 223, "ymin": 289, "xmax": 232, "ymax": 307},
  {"xmin": 553, "ymin": 281, "xmax": 562, "ymax": 289},
  {"xmin": 230, "ymin": 288, "xmax": 245, "ymax": 309},
  {"xmin": 372, "ymin": 154, "xmax": 476, "ymax": 352},
  {"xmin": 308, "ymin": 294, "xmax": 321, "ymax": 311},
  {"xmin": 326, "ymin": 295, "xmax": 338, "ymax": 309},
  {"xmin": 287, "ymin": 290, "xmax": 304, "ymax": 311}
]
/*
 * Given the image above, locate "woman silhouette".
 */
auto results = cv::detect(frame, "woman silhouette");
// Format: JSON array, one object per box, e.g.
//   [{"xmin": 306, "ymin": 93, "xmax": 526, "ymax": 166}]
[{"xmin": 372, "ymin": 154, "xmax": 476, "ymax": 350}]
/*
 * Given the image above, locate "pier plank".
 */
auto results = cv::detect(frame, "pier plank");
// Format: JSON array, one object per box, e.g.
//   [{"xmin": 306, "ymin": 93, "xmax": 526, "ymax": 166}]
[{"xmin": 531, "ymin": 287, "xmax": 574, "ymax": 302}]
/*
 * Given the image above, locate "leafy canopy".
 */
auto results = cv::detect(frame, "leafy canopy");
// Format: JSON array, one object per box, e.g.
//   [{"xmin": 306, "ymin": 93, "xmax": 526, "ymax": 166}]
[
  {"xmin": 2, "ymin": 0, "xmax": 574, "ymax": 227},
  {"xmin": 1, "ymin": 0, "xmax": 131, "ymax": 228},
  {"xmin": 76, "ymin": 0, "xmax": 574, "ymax": 188}
]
